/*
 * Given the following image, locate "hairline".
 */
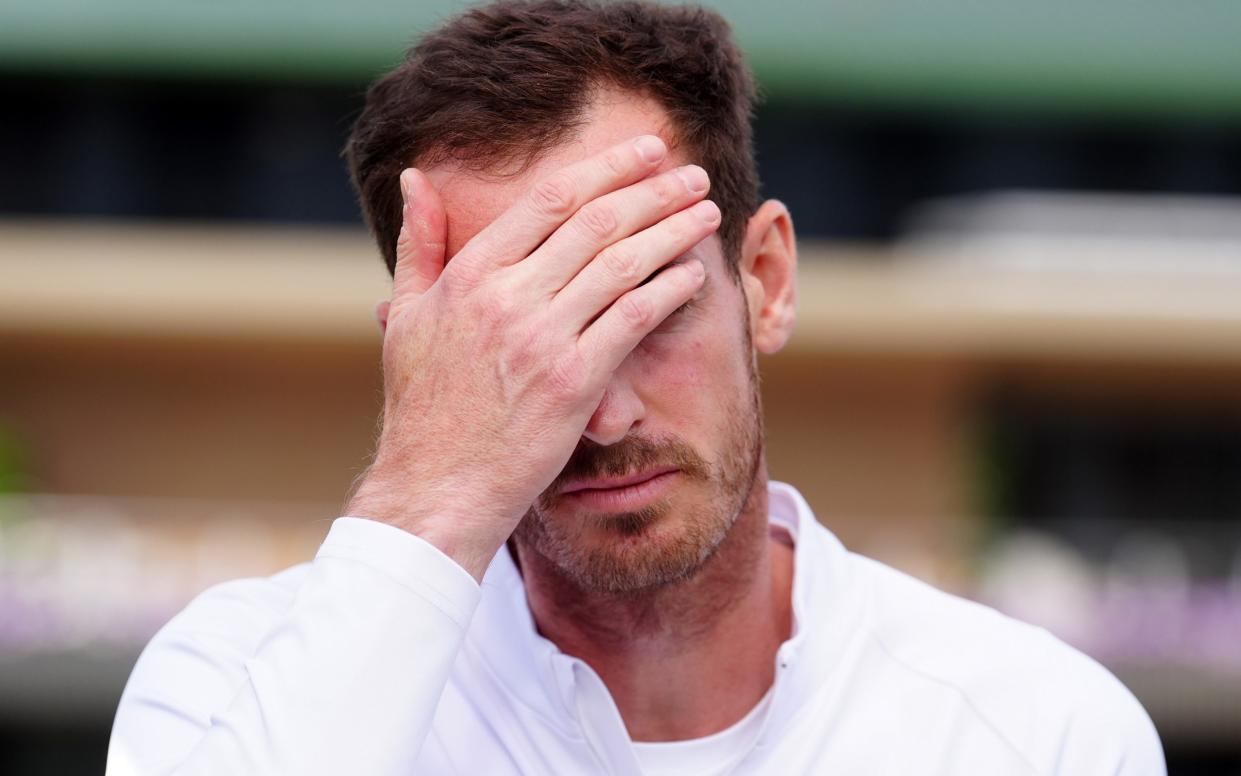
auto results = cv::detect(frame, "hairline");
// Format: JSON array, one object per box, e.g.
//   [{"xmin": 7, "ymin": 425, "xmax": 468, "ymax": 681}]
[{"xmin": 406, "ymin": 83, "xmax": 746, "ymax": 279}]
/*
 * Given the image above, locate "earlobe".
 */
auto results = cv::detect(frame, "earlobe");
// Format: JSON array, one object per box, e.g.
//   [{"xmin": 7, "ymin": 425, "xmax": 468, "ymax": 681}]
[
  {"xmin": 740, "ymin": 200, "xmax": 798, "ymax": 354},
  {"xmin": 375, "ymin": 299, "xmax": 391, "ymax": 336}
]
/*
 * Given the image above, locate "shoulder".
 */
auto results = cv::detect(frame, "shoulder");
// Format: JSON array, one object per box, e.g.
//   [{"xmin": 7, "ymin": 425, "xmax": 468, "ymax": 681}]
[
  {"xmin": 850, "ymin": 553, "xmax": 1165, "ymax": 775},
  {"xmin": 112, "ymin": 564, "xmax": 310, "ymax": 760}
]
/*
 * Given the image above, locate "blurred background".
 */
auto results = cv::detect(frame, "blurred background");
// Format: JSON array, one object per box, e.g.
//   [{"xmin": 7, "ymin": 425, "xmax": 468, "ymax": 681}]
[{"xmin": 2, "ymin": 0, "xmax": 1240, "ymax": 773}]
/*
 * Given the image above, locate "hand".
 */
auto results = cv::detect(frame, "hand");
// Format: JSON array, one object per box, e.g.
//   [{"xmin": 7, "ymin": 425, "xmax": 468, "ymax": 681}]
[{"xmin": 347, "ymin": 135, "xmax": 720, "ymax": 580}]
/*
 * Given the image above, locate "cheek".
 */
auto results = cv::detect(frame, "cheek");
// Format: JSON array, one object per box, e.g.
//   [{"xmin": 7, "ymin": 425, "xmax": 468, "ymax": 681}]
[{"xmin": 636, "ymin": 332, "xmax": 746, "ymax": 414}]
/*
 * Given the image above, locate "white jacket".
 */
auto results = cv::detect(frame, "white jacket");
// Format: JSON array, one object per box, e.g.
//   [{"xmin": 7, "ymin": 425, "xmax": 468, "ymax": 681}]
[{"xmin": 108, "ymin": 482, "xmax": 1165, "ymax": 775}]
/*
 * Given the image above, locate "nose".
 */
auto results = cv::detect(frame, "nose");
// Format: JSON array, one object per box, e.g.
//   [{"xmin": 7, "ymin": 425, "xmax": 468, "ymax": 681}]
[{"xmin": 581, "ymin": 373, "xmax": 645, "ymax": 447}]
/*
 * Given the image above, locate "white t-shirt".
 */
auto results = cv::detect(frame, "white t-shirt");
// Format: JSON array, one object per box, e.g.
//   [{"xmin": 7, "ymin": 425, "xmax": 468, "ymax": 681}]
[
  {"xmin": 632, "ymin": 685, "xmax": 774, "ymax": 776},
  {"xmin": 108, "ymin": 482, "xmax": 1165, "ymax": 775}
]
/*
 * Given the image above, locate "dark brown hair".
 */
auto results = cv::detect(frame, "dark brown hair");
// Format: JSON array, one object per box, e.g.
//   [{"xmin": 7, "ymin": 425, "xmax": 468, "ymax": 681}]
[{"xmin": 344, "ymin": 0, "xmax": 759, "ymax": 278}]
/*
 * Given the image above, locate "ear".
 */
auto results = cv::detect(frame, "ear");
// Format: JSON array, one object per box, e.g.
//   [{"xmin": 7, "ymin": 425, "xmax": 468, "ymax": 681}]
[
  {"xmin": 375, "ymin": 299, "xmax": 390, "ymax": 336},
  {"xmin": 739, "ymin": 200, "xmax": 797, "ymax": 354}
]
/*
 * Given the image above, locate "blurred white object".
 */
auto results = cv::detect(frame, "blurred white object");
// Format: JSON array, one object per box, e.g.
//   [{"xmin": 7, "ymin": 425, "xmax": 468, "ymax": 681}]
[
  {"xmin": 1106, "ymin": 531, "xmax": 1191, "ymax": 600},
  {"xmin": 977, "ymin": 529, "xmax": 1097, "ymax": 648},
  {"xmin": 901, "ymin": 191, "xmax": 1241, "ymax": 275},
  {"xmin": 0, "ymin": 493, "xmax": 325, "ymax": 650}
]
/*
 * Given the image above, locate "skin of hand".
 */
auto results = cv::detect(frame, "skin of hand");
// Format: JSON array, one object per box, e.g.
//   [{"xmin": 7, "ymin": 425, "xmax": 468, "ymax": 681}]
[{"xmin": 346, "ymin": 135, "xmax": 721, "ymax": 581}]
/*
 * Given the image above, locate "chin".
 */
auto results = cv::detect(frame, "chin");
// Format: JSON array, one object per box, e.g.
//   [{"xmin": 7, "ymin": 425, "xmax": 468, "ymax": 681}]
[{"xmin": 515, "ymin": 483, "xmax": 739, "ymax": 595}]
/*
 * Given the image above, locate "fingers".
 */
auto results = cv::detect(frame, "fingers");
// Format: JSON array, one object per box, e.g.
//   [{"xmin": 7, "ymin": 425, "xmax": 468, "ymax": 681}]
[
  {"xmin": 552, "ymin": 199, "xmax": 720, "ymax": 331},
  {"xmin": 579, "ymin": 258, "xmax": 707, "ymax": 379},
  {"xmin": 462, "ymin": 135, "xmax": 668, "ymax": 267},
  {"xmin": 392, "ymin": 168, "xmax": 448, "ymax": 301},
  {"xmin": 518, "ymin": 164, "xmax": 712, "ymax": 294}
]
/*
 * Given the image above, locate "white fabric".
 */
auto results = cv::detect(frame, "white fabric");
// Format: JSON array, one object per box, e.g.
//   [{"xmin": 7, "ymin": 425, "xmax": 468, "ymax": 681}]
[
  {"xmin": 631, "ymin": 684, "xmax": 774, "ymax": 776},
  {"xmin": 109, "ymin": 482, "xmax": 1166, "ymax": 775}
]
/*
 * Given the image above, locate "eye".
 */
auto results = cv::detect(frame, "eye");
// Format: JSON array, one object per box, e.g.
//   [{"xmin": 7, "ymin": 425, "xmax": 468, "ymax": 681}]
[{"xmin": 654, "ymin": 299, "xmax": 695, "ymax": 332}]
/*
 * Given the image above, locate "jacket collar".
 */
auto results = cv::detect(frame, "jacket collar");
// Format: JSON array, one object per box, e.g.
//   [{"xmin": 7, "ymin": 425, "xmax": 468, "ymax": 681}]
[{"xmin": 467, "ymin": 481, "xmax": 864, "ymax": 752}]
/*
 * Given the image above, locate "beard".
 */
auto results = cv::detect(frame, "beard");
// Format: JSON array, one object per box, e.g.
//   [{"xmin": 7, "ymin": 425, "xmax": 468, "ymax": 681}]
[{"xmin": 510, "ymin": 349, "xmax": 764, "ymax": 596}]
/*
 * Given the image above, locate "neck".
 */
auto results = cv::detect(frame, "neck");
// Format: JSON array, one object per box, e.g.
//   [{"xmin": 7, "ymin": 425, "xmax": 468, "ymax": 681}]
[{"xmin": 515, "ymin": 469, "xmax": 795, "ymax": 742}]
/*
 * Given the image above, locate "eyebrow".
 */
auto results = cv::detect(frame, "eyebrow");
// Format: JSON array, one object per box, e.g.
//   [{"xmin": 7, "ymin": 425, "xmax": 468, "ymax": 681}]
[
  {"xmin": 639, "ymin": 254, "xmax": 707, "ymax": 292},
  {"xmin": 667, "ymin": 251, "xmax": 708, "ymax": 275}
]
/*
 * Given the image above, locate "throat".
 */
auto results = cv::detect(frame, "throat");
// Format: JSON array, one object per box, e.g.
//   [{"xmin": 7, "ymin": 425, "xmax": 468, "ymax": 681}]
[{"xmin": 516, "ymin": 496, "xmax": 796, "ymax": 742}]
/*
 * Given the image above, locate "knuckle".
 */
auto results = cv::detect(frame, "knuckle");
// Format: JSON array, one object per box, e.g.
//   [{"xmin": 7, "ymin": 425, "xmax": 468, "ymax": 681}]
[
  {"xmin": 473, "ymin": 291, "xmax": 514, "ymax": 324},
  {"xmin": 439, "ymin": 260, "xmax": 481, "ymax": 296},
  {"xmin": 530, "ymin": 173, "xmax": 577, "ymax": 217},
  {"xmin": 650, "ymin": 175, "xmax": 679, "ymax": 208},
  {"xmin": 668, "ymin": 212, "xmax": 700, "ymax": 242},
  {"xmin": 601, "ymin": 148, "xmax": 628, "ymax": 177},
  {"xmin": 618, "ymin": 294, "xmax": 653, "ymax": 327},
  {"xmin": 547, "ymin": 352, "xmax": 587, "ymax": 396},
  {"xmin": 509, "ymin": 321, "xmax": 541, "ymax": 353},
  {"xmin": 601, "ymin": 245, "xmax": 642, "ymax": 284},
  {"xmin": 576, "ymin": 201, "xmax": 619, "ymax": 240}
]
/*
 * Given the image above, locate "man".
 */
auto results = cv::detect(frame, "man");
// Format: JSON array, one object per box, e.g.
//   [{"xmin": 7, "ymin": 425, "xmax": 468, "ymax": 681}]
[{"xmin": 109, "ymin": 1, "xmax": 1165, "ymax": 774}]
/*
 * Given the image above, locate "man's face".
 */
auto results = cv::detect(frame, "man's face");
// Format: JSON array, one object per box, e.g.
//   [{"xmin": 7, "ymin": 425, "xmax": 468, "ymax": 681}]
[{"xmin": 425, "ymin": 91, "xmax": 764, "ymax": 594}]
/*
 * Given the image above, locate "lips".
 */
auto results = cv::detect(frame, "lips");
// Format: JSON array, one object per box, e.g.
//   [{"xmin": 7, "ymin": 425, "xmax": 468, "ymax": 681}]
[
  {"xmin": 560, "ymin": 466, "xmax": 680, "ymax": 495},
  {"xmin": 557, "ymin": 467, "xmax": 681, "ymax": 514}
]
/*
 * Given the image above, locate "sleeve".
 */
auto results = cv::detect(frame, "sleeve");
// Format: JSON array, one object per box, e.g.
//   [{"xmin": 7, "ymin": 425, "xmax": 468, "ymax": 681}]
[{"xmin": 107, "ymin": 516, "xmax": 482, "ymax": 776}]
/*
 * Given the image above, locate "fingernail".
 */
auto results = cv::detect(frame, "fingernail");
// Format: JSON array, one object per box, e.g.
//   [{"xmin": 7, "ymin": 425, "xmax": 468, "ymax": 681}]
[
  {"xmin": 690, "ymin": 200, "xmax": 720, "ymax": 224},
  {"xmin": 690, "ymin": 259, "xmax": 706, "ymax": 278},
  {"xmin": 634, "ymin": 135, "xmax": 666, "ymax": 164},
  {"xmin": 675, "ymin": 165, "xmax": 709, "ymax": 194}
]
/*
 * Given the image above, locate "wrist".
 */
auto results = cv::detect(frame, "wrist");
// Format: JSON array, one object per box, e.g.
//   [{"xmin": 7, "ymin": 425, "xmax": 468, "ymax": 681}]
[{"xmin": 345, "ymin": 468, "xmax": 508, "ymax": 582}]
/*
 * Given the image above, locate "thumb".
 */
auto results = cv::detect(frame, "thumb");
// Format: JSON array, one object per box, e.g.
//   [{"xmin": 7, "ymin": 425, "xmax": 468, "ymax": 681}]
[{"xmin": 392, "ymin": 168, "xmax": 448, "ymax": 299}]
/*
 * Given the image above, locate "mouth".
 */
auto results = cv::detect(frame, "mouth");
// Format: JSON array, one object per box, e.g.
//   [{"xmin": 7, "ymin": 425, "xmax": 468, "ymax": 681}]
[{"xmin": 559, "ymin": 467, "xmax": 681, "ymax": 512}]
